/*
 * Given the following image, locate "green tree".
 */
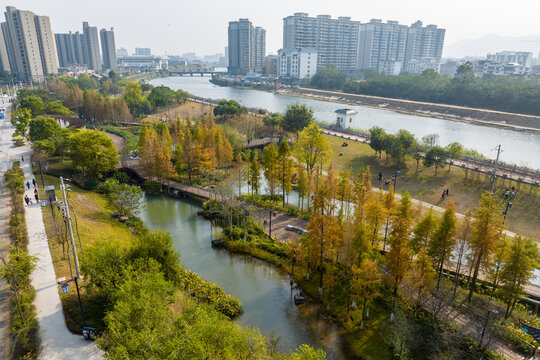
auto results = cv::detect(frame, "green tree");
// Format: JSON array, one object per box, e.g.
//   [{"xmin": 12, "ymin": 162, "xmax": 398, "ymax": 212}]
[
  {"xmin": 124, "ymin": 82, "xmax": 152, "ymax": 117},
  {"xmin": 278, "ymin": 140, "xmax": 293, "ymax": 207},
  {"xmin": 248, "ymin": 152, "xmax": 260, "ymax": 196},
  {"xmin": 487, "ymin": 236, "xmax": 510, "ymax": 300},
  {"xmin": 294, "ymin": 122, "xmax": 331, "ymax": 174},
  {"xmin": 310, "ymin": 63, "xmax": 347, "ymax": 90},
  {"xmin": 499, "ymin": 236, "xmax": 539, "ymax": 319},
  {"xmin": 445, "ymin": 142, "xmax": 463, "ymax": 172},
  {"xmin": 351, "ymin": 259, "xmax": 381, "ymax": 329},
  {"xmin": 368, "ymin": 126, "xmax": 386, "ymax": 158},
  {"xmin": 44, "ymin": 100, "xmax": 73, "ymax": 115},
  {"xmin": 428, "ymin": 203, "xmax": 457, "ymax": 292},
  {"xmin": 410, "ymin": 210, "xmax": 437, "ymax": 256},
  {"xmin": 29, "ymin": 116, "xmax": 61, "ymax": 141},
  {"xmin": 263, "ymin": 113, "xmax": 284, "ymax": 135},
  {"xmin": 388, "ymin": 192, "xmax": 413, "ymax": 319},
  {"xmin": 389, "ymin": 129, "xmax": 416, "ymax": 165},
  {"xmin": 213, "ymin": 99, "xmax": 247, "ymax": 116},
  {"xmin": 19, "ymin": 96, "xmax": 44, "ymax": 117},
  {"xmin": 466, "ymin": 192, "xmax": 504, "ymax": 306},
  {"xmin": 423, "ymin": 146, "xmax": 448, "ymax": 175},
  {"xmin": 32, "ymin": 140, "xmax": 55, "ymax": 156},
  {"xmin": 14, "ymin": 108, "xmax": 32, "ymax": 137},
  {"xmin": 263, "ymin": 143, "xmax": 279, "ymax": 198},
  {"xmin": 69, "ymin": 129, "xmax": 119, "ymax": 178},
  {"xmin": 102, "ymin": 178, "xmax": 144, "ymax": 217},
  {"xmin": 283, "ymin": 103, "xmax": 313, "ymax": 133}
]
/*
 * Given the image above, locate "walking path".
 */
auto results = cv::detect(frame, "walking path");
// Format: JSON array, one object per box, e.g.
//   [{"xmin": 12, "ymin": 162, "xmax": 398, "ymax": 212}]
[{"xmin": 0, "ymin": 99, "xmax": 102, "ymax": 359}]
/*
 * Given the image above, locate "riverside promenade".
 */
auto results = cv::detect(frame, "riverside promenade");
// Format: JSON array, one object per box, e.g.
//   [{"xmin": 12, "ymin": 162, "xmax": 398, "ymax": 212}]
[{"xmin": 0, "ymin": 99, "xmax": 102, "ymax": 359}]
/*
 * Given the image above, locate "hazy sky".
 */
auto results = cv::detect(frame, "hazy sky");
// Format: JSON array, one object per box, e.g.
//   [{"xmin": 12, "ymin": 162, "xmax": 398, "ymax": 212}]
[{"xmin": 8, "ymin": 0, "xmax": 540, "ymax": 56}]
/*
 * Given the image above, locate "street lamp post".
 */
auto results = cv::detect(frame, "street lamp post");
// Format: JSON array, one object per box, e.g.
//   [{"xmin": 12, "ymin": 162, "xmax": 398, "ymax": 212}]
[
  {"xmin": 268, "ymin": 210, "xmax": 276, "ymax": 239},
  {"xmin": 480, "ymin": 308, "xmax": 498, "ymax": 348},
  {"xmin": 60, "ymin": 177, "xmax": 88, "ymax": 332},
  {"xmin": 502, "ymin": 201, "xmax": 512, "ymax": 224},
  {"xmin": 393, "ymin": 170, "xmax": 401, "ymax": 195}
]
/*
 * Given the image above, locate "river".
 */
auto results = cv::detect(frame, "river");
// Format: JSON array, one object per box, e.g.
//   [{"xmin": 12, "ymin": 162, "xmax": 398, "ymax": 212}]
[
  {"xmin": 140, "ymin": 195, "xmax": 350, "ymax": 359},
  {"xmin": 149, "ymin": 76, "xmax": 540, "ymax": 170}
]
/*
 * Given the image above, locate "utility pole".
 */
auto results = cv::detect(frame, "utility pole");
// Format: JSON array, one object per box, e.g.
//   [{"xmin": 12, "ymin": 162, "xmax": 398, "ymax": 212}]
[
  {"xmin": 490, "ymin": 145, "xmax": 502, "ymax": 195},
  {"xmin": 60, "ymin": 177, "xmax": 86, "ymax": 327}
]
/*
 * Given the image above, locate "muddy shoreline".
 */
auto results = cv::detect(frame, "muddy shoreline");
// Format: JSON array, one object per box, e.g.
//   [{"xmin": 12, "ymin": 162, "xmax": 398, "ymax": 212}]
[{"xmin": 276, "ymin": 87, "xmax": 540, "ymax": 134}]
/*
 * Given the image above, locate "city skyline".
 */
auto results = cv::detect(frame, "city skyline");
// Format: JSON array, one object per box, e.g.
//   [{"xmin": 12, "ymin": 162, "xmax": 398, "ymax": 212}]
[{"xmin": 6, "ymin": 0, "xmax": 540, "ymax": 58}]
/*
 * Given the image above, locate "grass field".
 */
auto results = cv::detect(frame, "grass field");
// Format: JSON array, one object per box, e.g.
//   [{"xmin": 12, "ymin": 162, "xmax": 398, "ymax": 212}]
[
  {"xmin": 142, "ymin": 101, "xmax": 213, "ymax": 123},
  {"xmin": 39, "ymin": 173, "xmax": 134, "ymax": 333},
  {"xmin": 325, "ymin": 135, "xmax": 540, "ymax": 239}
]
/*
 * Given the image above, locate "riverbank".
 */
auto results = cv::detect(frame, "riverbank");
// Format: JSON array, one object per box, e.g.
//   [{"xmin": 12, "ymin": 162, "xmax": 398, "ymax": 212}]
[{"xmin": 277, "ymin": 87, "xmax": 540, "ymax": 133}]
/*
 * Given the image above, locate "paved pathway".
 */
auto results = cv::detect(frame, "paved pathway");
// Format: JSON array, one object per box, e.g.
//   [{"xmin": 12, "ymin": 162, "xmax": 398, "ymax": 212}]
[{"xmin": 0, "ymin": 99, "xmax": 102, "ymax": 359}]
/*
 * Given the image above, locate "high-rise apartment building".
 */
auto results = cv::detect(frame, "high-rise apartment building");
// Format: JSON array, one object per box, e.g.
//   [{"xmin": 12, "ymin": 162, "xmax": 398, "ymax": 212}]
[
  {"xmin": 135, "ymin": 47, "xmax": 151, "ymax": 56},
  {"xmin": 0, "ymin": 24, "xmax": 10, "ymax": 73},
  {"xmin": 283, "ymin": 13, "xmax": 360, "ymax": 73},
  {"xmin": 253, "ymin": 27, "xmax": 266, "ymax": 73},
  {"xmin": 228, "ymin": 18, "xmax": 265, "ymax": 75},
  {"xmin": 357, "ymin": 19, "xmax": 408, "ymax": 75},
  {"xmin": 100, "ymin": 28, "xmax": 117, "ymax": 70},
  {"xmin": 404, "ymin": 21, "xmax": 445, "ymax": 72},
  {"xmin": 2, "ymin": 6, "xmax": 59, "ymax": 81},
  {"xmin": 55, "ymin": 32, "xmax": 85, "ymax": 67},
  {"xmin": 34, "ymin": 15, "xmax": 58, "ymax": 75},
  {"xmin": 83, "ymin": 21, "xmax": 101, "ymax": 71}
]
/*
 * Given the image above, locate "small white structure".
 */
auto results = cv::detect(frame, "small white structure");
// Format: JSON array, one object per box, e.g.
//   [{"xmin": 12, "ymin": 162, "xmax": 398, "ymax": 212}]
[{"xmin": 335, "ymin": 109, "xmax": 357, "ymax": 128}]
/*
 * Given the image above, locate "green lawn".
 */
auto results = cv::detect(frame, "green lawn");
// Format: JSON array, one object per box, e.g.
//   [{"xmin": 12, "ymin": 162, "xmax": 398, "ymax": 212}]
[
  {"xmin": 39, "ymin": 173, "xmax": 134, "ymax": 333},
  {"xmin": 325, "ymin": 135, "xmax": 540, "ymax": 239}
]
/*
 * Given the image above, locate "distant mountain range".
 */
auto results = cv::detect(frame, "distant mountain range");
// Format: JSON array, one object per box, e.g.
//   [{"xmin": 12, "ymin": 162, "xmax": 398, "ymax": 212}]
[{"xmin": 443, "ymin": 34, "xmax": 540, "ymax": 59}]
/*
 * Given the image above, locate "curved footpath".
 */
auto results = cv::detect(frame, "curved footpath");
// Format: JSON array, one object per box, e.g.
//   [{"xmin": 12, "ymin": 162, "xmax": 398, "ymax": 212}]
[{"xmin": 0, "ymin": 99, "xmax": 102, "ymax": 359}]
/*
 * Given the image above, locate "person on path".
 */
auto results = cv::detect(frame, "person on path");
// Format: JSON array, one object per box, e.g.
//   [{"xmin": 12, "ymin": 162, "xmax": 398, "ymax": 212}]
[
  {"xmin": 32, "ymin": 178, "xmax": 37, "ymax": 188},
  {"xmin": 446, "ymin": 188, "xmax": 449, "ymax": 196},
  {"xmin": 24, "ymin": 195, "xmax": 29, "ymax": 206},
  {"xmin": 511, "ymin": 185, "xmax": 515, "ymax": 192},
  {"xmin": 511, "ymin": 191, "xmax": 515, "ymax": 198},
  {"xmin": 34, "ymin": 193, "xmax": 39, "ymax": 202},
  {"xmin": 505, "ymin": 189, "xmax": 510, "ymax": 198},
  {"xmin": 21, "ymin": 156, "xmax": 24, "ymax": 162},
  {"xmin": 441, "ymin": 191, "xmax": 446, "ymax": 200},
  {"xmin": 26, "ymin": 180, "xmax": 30, "ymax": 189}
]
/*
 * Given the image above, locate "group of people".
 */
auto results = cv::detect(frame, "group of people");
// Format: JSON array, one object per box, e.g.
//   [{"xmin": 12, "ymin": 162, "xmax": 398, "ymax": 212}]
[
  {"xmin": 24, "ymin": 178, "xmax": 39, "ymax": 206},
  {"xmin": 504, "ymin": 185, "xmax": 516, "ymax": 199},
  {"xmin": 441, "ymin": 188, "xmax": 450, "ymax": 199}
]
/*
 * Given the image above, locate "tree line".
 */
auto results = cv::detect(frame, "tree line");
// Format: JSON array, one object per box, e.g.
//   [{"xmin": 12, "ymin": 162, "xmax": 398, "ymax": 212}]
[{"xmin": 308, "ymin": 63, "xmax": 540, "ymax": 116}]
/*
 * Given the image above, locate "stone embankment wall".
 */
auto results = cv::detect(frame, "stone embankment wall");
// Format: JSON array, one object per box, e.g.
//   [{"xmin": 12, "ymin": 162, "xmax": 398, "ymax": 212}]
[{"xmin": 277, "ymin": 87, "xmax": 540, "ymax": 132}]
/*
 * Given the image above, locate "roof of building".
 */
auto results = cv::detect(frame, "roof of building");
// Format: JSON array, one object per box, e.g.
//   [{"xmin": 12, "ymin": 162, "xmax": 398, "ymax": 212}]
[{"xmin": 335, "ymin": 109, "xmax": 357, "ymax": 115}]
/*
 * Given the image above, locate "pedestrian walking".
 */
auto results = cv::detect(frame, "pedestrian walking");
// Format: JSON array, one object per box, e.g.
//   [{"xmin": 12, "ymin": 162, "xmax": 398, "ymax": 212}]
[
  {"xmin": 26, "ymin": 180, "xmax": 30, "ymax": 189},
  {"xmin": 441, "ymin": 191, "xmax": 446, "ymax": 200},
  {"xmin": 34, "ymin": 193, "xmax": 39, "ymax": 202},
  {"xmin": 21, "ymin": 156, "xmax": 24, "ymax": 162},
  {"xmin": 32, "ymin": 178, "xmax": 37, "ymax": 188},
  {"xmin": 446, "ymin": 188, "xmax": 449, "ymax": 196},
  {"xmin": 24, "ymin": 195, "xmax": 29, "ymax": 206},
  {"xmin": 511, "ymin": 185, "xmax": 515, "ymax": 192},
  {"xmin": 505, "ymin": 189, "xmax": 509, "ymax": 198},
  {"xmin": 511, "ymin": 191, "xmax": 515, "ymax": 198}
]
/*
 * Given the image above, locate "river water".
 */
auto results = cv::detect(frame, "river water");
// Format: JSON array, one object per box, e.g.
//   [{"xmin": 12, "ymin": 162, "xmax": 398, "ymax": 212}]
[
  {"xmin": 140, "ymin": 195, "xmax": 349, "ymax": 359},
  {"xmin": 149, "ymin": 76, "xmax": 540, "ymax": 170}
]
